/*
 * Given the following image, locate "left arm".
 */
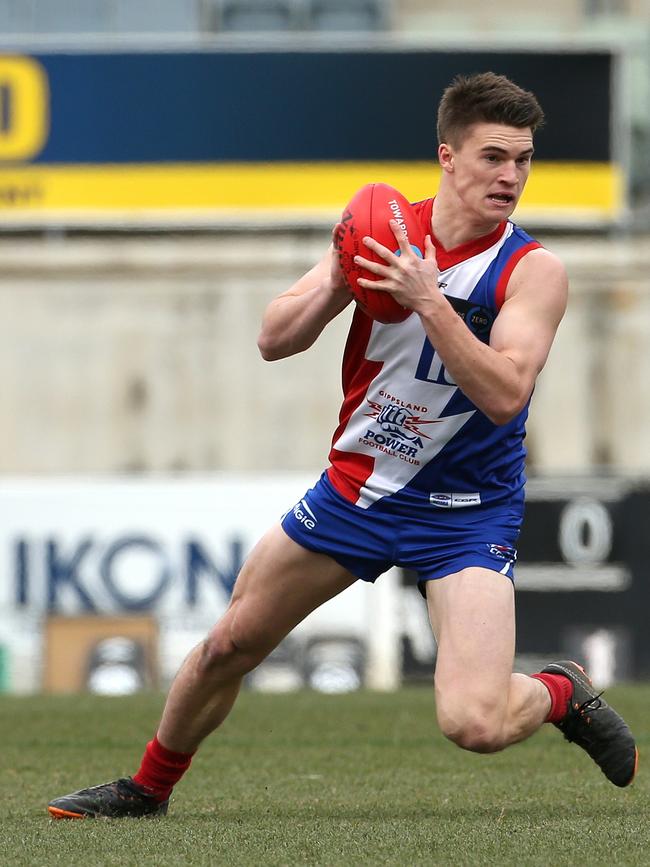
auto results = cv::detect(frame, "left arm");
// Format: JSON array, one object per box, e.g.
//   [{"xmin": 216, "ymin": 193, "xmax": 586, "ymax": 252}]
[{"xmin": 357, "ymin": 225, "xmax": 567, "ymax": 425}]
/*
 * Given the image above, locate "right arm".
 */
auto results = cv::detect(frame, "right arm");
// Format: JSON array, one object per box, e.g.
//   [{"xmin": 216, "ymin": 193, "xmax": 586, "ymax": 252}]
[{"xmin": 257, "ymin": 244, "xmax": 353, "ymax": 361}]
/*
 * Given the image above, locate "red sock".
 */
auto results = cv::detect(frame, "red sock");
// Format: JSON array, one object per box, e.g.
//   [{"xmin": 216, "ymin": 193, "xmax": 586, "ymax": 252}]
[
  {"xmin": 132, "ymin": 735, "xmax": 195, "ymax": 802},
  {"xmin": 530, "ymin": 672, "xmax": 573, "ymax": 723}
]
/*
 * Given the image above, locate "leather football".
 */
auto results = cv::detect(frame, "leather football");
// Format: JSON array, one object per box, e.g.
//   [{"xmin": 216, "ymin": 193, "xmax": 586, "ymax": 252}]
[{"xmin": 335, "ymin": 183, "xmax": 424, "ymax": 323}]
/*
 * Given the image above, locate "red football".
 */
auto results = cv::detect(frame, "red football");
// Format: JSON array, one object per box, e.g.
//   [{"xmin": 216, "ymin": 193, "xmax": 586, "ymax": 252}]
[{"xmin": 335, "ymin": 183, "xmax": 425, "ymax": 324}]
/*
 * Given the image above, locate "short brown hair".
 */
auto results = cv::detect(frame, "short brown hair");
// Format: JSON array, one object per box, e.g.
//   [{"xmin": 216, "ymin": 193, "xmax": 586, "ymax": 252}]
[{"xmin": 437, "ymin": 72, "xmax": 545, "ymax": 148}]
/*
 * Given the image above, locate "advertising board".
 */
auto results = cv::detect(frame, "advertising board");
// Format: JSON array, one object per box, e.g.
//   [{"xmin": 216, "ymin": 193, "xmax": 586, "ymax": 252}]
[
  {"xmin": 2, "ymin": 475, "xmax": 647, "ymax": 693},
  {"xmin": 0, "ymin": 48, "xmax": 623, "ymax": 226},
  {"xmin": 0, "ymin": 475, "xmax": 399, "ymax": 692}
]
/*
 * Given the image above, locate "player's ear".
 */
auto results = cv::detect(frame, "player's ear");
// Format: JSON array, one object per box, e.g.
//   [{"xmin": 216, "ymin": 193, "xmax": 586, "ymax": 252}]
[{"xmin": 438, "ymin": 143, "xmax": 454, "ymax": 172}]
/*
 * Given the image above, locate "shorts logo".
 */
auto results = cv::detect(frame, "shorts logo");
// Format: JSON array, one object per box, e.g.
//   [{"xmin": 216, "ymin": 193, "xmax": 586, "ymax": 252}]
[
  {"xmin": 487, "ymin": 543, "xmax": 517, "ymax": 561},
  {"xmin": 292, "ymin": 499, "xmax": 317, "ymax": 530},
  {"xmin": 430, "ymin": 492, "xmax": 482, "ymax": 508}
]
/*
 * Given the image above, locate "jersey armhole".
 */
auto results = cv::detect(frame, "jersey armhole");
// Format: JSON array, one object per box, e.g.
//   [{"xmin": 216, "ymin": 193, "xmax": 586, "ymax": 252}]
[{"xmin": 494, "ymin": 241, "xmax": 542, "ymax": 310}]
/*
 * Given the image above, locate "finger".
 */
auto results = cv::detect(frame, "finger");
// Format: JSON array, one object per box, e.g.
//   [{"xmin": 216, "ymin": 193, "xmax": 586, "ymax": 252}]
[
  {"xmin": 331, "ymin": 222, "xmax": 344, "ymax": 251},
  {"xmin": 357, "ymin": 277, "xmax": 392, "ymax": 293},
  {"xmin": 388, "ymin": 218, "xmax": 413, "ymax": 255},
  {"xmin": 424, "ymin": 234, "xmax": 437, "ymax": 261},
  {"xmin": 330, "ymin": 247, "xmax": 344, "ymax": 276},
  {"xmin": 361, "ymin": 234, "xmax": 397, "ymax": 263},
  {"xmin": 353, "ymin": 255, "xmax": 389, "ymax": 277}
]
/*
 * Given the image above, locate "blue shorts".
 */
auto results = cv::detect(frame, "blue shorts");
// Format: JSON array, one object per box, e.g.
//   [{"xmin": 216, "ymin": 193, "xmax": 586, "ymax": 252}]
[{"xmin": 281, "ymin": 472, "xmax": 521, "ymax": 591}]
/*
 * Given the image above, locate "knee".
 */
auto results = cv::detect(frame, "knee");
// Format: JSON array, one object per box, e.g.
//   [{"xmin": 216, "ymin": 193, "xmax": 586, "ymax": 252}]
[
  {"xmin": 436, "ymin": 698, "xmax": 505, "ymax": 754},
  {"xmin": 196, "ymin": 620, "xmax": 267, "ymax": 680},
  {"xmin": 197, "ymin": 629, "xmax": 236, "ymax": 671}
]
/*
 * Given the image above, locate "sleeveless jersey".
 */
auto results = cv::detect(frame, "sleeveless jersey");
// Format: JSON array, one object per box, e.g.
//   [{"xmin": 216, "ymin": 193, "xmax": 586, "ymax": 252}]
[{"xmin": 326, "ymin": 197, "xmax": 541, "ymax": 514}]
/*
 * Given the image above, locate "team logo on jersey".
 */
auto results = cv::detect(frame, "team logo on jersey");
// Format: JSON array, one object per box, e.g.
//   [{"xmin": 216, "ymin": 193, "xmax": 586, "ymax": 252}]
[
  {"xmin": 365, "ymin": 400, "xmax": 436, "ymax": 445},
  {"xmin": 357, "ymin": 398, "xmax": 440, "ymax": 466}
]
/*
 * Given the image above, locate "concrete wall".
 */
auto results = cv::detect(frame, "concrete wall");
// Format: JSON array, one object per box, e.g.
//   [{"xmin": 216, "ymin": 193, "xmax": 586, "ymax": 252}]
[
  {"xmin": 396, "ymin": 0, "xmax": 650, "ymax": 30},
  {"xmin": 0, "ymin": 230, "xmax": 648, "ymax": 475},
  {"xmin": 532, "ymin": 233, "xmax": 650, "ymax": 472},
  {"xmin": 396, "ymin": 0, "xmax": 584, "ymax": 32}
]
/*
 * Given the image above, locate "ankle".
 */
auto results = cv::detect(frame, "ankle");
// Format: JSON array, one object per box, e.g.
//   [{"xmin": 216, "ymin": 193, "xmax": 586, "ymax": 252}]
[
  {"xmin": 132, "ymin": 735, "xmax": 196, "ymax": 802},
  {"xmin": 530, "ymin": 672, "xmax": 573, "ymax": 723}
]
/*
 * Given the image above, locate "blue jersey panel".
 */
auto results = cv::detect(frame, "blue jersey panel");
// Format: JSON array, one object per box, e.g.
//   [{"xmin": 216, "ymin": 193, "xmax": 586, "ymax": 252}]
[
  {"xmin": 471, "ymin": 224, "xmax": 539, "ymax": 310},
  {"xmin": 372, "ymin": 223, "xmax": 536, "ymax": 513}
]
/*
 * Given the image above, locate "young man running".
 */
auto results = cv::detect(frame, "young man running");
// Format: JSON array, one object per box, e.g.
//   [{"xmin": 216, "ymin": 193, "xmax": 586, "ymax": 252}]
[{"xmin": 48, "ymin": 72, "xmax": 637, "ymax": 820}]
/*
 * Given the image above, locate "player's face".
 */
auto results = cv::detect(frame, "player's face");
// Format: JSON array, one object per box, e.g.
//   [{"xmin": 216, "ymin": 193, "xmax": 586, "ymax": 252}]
[{"xmin": 440, "ymin": 122, "xmax": 534, "ymax": 223}]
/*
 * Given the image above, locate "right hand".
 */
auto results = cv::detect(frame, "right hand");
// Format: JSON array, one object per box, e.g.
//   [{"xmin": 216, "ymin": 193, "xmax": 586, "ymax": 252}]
[{"xmin": 327, "ymin": 223, "xmax": 353, "ymax": 298}]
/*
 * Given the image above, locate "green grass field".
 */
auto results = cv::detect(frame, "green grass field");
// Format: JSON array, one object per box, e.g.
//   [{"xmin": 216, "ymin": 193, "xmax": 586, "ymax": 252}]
[{"xmin": 1, "ymin": 686, "xmax": 648, "ymax": 866}]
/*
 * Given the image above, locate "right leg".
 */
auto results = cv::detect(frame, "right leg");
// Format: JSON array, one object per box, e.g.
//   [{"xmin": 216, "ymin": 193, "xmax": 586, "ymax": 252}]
[
  {"xmin": 426, "ymin": 570, "xmax": 638, "ymax": 786},
  {"xmin": 426, "ymin": 566, "xmax": 551, "ymax": 753},
  {"xmin": 158, "ymin": 522, "xmax": 357, "ymax": 752},
  {"xmin": 47, "ymin": 523, "xmax": 357, "ymax": 818}
]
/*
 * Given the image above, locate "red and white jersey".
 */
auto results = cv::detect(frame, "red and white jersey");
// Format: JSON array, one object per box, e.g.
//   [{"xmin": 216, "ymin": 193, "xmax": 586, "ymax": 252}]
[{"xmin": 327, "ymin": 199, "xmax": 541, "ymax": 513}]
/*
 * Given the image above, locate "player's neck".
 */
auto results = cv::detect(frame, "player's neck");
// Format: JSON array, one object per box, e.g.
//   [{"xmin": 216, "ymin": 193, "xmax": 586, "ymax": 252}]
[{"xmin": 430, "ymin": 191, "xmax": 502, "ymax": 251}]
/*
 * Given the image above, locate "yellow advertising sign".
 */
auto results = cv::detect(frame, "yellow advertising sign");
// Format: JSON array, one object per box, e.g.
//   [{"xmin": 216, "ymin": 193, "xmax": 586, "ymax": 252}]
[
  {"xmin": 0, "ymin": 161, "xmax": 623, "ymax": 226},
  {"xmin": 0, "ymin": 56, "xmax": 50, "ymax": 161}
]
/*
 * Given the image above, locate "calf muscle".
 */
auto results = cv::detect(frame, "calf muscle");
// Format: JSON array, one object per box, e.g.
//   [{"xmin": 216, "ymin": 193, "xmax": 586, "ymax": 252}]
[{"xmin": 156, "ymin": 525, "xmax": 356, "ymax": 753}]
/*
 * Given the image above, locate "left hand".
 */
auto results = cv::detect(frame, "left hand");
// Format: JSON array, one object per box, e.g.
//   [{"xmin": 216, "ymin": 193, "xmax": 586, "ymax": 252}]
[{"xmin": 355, "ymin": 220, "xmax": 442, "ymax": 317}]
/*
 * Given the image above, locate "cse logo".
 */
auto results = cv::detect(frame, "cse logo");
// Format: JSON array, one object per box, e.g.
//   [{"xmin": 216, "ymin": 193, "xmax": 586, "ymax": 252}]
[{"xmin": 0, "ymin": 56, "xmax": 49, "ymax": 160}]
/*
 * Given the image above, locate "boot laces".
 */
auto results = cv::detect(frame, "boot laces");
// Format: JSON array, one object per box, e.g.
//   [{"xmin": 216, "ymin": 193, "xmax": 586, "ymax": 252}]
[
  {"xmin": 574, "ymin": 692, "xmax": 604, "ymax": 717},
  {"xmin": 563, "ymin": 692, "xmax": 604, "ymax": 744}
]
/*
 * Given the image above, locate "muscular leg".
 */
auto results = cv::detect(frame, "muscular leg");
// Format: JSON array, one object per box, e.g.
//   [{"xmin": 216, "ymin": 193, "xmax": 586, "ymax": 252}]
[
  {"xmin": 46, "ymin": 525, "xmax": 356, "ymax": 818},
  {"xmin": 426, "ymin": 567, "xmax": 551, "ymax": 753},
  {"xmin": 157, "ymin": 523, "xmax": 357, "ymax": 753}
]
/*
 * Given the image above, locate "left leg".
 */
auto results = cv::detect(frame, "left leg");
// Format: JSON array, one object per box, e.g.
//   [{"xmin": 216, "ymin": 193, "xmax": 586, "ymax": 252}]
[{"xmin": 426, "ymin": 566, "xmax": 550, "ymax": 753}]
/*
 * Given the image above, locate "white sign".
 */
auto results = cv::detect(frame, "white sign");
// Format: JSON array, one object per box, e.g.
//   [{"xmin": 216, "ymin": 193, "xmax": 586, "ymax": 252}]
[{"xmin": 0, "ymin": 475, "xmax": 401, "ymax": 691}]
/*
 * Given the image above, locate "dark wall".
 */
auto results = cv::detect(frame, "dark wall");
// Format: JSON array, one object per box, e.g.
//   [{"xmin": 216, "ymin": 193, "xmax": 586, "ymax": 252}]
[
  {"xmin": 17, "ymin": 50, "xmax": 612, "ymax": 164},
  {"xmin": 403, "ymin": 480, "xmax": 650, "ymax": 681},
  {"xmin": 516, "ymin": 485, "xmax": 650, "ymax": 678}
]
